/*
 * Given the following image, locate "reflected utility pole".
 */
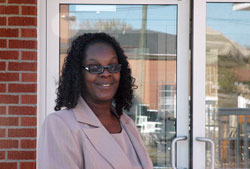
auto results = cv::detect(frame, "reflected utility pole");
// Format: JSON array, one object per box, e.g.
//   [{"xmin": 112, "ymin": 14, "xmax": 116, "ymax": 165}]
[
  {"xmin": 140, "ymin": 5, "xmax": 147, "ymax": 50},
  {"xmin": 138, "ymin": 5, "xmax": 147, "ymax": 110}
]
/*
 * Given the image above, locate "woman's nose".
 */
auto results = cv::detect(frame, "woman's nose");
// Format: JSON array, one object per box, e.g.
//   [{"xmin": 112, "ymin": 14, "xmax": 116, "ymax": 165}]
[{"xmin": 100, "ymin": 68, "xmax": 111, "ymax": 77}]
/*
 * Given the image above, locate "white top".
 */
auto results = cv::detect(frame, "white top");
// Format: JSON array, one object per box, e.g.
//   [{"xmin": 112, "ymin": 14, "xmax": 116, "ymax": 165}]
[{"xmin": 111, "ymin": 127, "xmax": 143, "ymax": 169}]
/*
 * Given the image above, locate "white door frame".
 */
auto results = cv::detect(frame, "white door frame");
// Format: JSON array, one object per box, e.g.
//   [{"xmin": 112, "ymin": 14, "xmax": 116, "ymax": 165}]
[
  {"xmin": 191, "ymin": 0, "xmax": 206, "ymax": 168},
  {"xmin": 38, "ymin": 0, "xmax": 190, "ymax": 168}
]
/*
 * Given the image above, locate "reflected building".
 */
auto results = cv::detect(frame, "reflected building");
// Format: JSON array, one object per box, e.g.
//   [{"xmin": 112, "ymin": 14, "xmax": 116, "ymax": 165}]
[{"xmin": 206, "ymin": 26, "xmax": 250, "ymax": 168}]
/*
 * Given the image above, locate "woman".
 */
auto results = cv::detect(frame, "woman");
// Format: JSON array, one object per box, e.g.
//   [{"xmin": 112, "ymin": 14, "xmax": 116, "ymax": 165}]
[{"xmin": 38, "ymin": 33, "xmax": 153, "ymax": 169}]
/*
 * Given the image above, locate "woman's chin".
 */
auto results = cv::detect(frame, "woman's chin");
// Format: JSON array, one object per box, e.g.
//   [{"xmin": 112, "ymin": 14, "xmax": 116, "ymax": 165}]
[{"xmin": 97, "ymin": 96, "xmax": 114, "ymax": 103}]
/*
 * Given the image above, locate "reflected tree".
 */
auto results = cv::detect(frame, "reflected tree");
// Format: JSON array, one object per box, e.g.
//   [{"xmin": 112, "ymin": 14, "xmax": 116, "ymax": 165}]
[{"xmin": 79, "ymin": 19, "xmax": 133, "ymax": 31}]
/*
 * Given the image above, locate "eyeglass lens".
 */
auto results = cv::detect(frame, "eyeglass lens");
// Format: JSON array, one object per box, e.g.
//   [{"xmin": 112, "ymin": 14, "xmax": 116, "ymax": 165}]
[{"xmin": 87, "ymin": 64, "xmax": 121, "ymax": 74}]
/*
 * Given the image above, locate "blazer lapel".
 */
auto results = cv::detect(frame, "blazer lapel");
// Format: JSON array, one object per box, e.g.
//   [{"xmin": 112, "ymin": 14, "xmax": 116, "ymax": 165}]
[
  {"xmin": 121, "ymin": 114, "xmax": 153, "ymax": 169},
  {"xmin": 72, "ymin": 97, "xmax": 134, "ymax": 169}
]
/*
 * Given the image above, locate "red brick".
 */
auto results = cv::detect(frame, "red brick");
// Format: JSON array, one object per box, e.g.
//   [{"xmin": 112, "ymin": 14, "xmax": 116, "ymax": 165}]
[
  {"xmin": 8, "ymin": 151, "xmax": 36, "ymax": 160},
  {"xmin": 20, "ymin": 162, "xmax": 36, "ymax": 169},
  {"xmin": 0, "ymin": 62, "xmax": 6, "ymax": 70},
  {"xmin": 21, "ymin": 28, "xmax": 36, "ymax": 38},
  {"xmin": 0, "ymin": 39, "xmax": 6, "ymax": 48},
  {"xmin": 8, "ymin": 62, "xmax": 37, "ymax": 71},
  {"xmin": 0, "ymin": 95, "xmax": 18, "ymax": 104},
  {"xmin": 0, "ymin": 162, "xmax": 17, "ymax": 169},
  {"xmin": 0, "ymin": 117, "xmax": 18, "ymax": 126},
  {"xmin": 0, "ymin": 84, "xmax": 6, "ymax": 92},
  {"xmin": 0, "ymin": 63, "xmax": 5, "ymax": 71},
  {"xmin": 21, "ymin": 95, "xmax": 36, "ymax": 104},
  {"xmin": 21, "ymin": 6, "xmax": 36, "ymax": 15},
  {"xmin": 0, "ymin": 73, "xmax": 19, "ymax": 81},
  {"xmin": 9, "ymin": 40, "xmax": 37, "ymax": 49},
  {"xmin": 0, "ymin": 140, "xmax": 18, "ymax": 148},
  {"xmin": 21, "ymin": 117, "xmax": 36, "ymax": 126},
  {"xmin": 8, "ymin": 129, "xmax": 36, "ymax": 137},
  {"xmin": 21, "ymin": 51, "xmax": 36, "ymax": 60},
  {"xmin": 20, "ymin": 139, "xmax": 36, "ymax": 148},
  {"xmin": 9, "ymin": 84, "xmax": 36, "ymax": 93},
  {"xmin": 0, "ymin": 0, "xmax": 6, "ymax": 3},
  {"xmin": 0, "ymin": 6, "xmax": 19, "ymax": 15},
  {"xmin": 0, "ymin": 106, "xmax": 6, "ymax": 114},
  {"xmin": 8, "ymin": 0, "xmax": 36, "ymax": 4},
  {"xmin": 0, "ymin": 151, "xmax": 5, "ymax": 160},
  {"xmin": 0, "ymin": 51, "xmax": 19, "ymax": 60},
  {"xmin": 9, "ymin": 106, "xmax": 36, "ymax": 115},
  {"xmin": 21, "ymin": 73, "xmax": 36, "ymax": 82},
  {"xmin": 0, "ymin": 17, "xmax": 6, "ymax": 26},
  {"xmin": 0, "ymin": 28, "xmax": 18, "ymax": 37},
  {"xmin": 0, "ymin": 129, "xmax": 5, "ymax": 137},
  {"xmin": 8, "ymin": 17, "xmax": 36, "ymax": 26}
]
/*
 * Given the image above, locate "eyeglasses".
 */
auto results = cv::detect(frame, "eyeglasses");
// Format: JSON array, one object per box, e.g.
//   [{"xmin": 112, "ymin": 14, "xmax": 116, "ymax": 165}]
[{"xmin": 82, "ymin": 64, "xmax": 122, "ymax": 74}]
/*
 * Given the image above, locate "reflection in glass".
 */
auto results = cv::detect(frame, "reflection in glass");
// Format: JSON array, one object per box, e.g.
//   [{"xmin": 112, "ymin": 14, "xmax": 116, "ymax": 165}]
[
  {"xmin": 60, "ymin": 5, "xmax": 177, "ymax": 168},
  {"xmin": 206, "ymin": 3, "xmax": 250, "ymax": 168}
]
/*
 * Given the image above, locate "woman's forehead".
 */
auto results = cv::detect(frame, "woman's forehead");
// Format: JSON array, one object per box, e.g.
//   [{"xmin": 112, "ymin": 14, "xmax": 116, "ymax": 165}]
[
  {"xmin": 87, "ymin": 42, "xmax": 113, "ymax": 51},
  {"xmin": 83, "ymin": 42, "xmax": 118, "ymax": 63}
]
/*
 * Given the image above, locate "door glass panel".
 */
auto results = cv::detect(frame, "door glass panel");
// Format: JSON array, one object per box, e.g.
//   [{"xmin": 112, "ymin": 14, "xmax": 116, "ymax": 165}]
[
  {"xmin": 60, "ymin": 5, "xmax": 177, "ymax": 168},
  {"xmin": 206, "ymin": 3, "xmax": 250, "ymax": 168}
]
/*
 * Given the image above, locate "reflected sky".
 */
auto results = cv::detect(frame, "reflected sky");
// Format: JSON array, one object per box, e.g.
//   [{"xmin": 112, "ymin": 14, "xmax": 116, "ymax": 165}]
[
  {"xmin": 69, "ymin": 5, "xmax": 177, "ymax": 35},
  {"xmin": 68, "ymin": 3, "xmax": 250, "ymax": 47},
  {"xmin": 207, "ymin": 3, "xmax": 250, "ymax": 47}
]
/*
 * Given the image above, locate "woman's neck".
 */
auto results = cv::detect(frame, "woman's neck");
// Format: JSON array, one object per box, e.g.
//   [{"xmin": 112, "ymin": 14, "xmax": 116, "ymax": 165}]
[
  {"xmin": 84, "ymin": 99, "xmax": 113, "ymax": 118},
  {"xmin": 83, "ymin": 98, "xmax": 121, "ymax": 134}
]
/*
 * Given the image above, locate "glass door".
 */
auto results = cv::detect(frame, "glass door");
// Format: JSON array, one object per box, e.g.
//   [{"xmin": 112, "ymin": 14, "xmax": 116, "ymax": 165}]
[
  {"xmin": 46, "ymin": 0, "xmax": 190, "ymax": 168},
  {"xmin": 192, "ymin": 1, "xmax": 250, "ymax": 168},
  {"xmin": 205, "ymin": 2, "xmax": 250, "ymax": 169}
]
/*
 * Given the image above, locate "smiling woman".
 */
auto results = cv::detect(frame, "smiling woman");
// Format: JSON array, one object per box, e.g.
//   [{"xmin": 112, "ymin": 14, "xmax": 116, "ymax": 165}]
[
  {"xmin": 37, "ymin": 33, "xmax": 153, "ymax": 169},
  {"xmin": 82, "ymin": 42, "xmax": 121, "ymax": 107}
]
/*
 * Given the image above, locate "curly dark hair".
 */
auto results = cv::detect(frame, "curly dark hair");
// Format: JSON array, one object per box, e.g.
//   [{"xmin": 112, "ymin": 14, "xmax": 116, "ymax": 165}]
[{"xmin": 54, "ymin": 32, "xmax": 136, "ymax": 116}]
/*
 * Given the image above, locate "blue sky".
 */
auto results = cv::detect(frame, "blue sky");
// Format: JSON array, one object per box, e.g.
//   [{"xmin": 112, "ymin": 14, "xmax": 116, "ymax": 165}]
[
  {"xmin": 69, "ymin": 5, "xmax": 177, "ymax": 35},
  {"xmin": 207, "ymin": 3, "xmax": 250, "ymax": 47}
]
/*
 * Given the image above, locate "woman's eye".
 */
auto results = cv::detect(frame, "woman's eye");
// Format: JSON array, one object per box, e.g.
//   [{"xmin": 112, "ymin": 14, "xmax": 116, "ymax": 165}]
[
  {"xmin": 109, "ymin": 65, "xmax": 116, "ymax": 70},
  {"xmin": 90, "ymin": 65, "xmax": 100, "ymax": 69}
]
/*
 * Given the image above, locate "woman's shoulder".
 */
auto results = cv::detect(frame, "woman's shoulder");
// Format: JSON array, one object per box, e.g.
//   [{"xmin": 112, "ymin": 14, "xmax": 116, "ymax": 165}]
[
  {"xmin": 49, "ymin": 108, "xmax": 74, "ymax": 118},
  {"xmin": 46, "ymin": 109, "xmax": 73, "ymax": 120},
  {"xmin": 44, "ymin": 109, "xmax": 78, "ymax": 129}
]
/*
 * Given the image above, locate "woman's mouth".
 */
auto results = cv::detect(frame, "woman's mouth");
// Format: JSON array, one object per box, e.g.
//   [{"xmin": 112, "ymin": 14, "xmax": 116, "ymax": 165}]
[
  {"xmin": 96, "ymin": 83, "xmax": 114, "ymax": 88},
  {"xmin": 101, "ymin": 84, "xmax": 111, "ymax": 87}
]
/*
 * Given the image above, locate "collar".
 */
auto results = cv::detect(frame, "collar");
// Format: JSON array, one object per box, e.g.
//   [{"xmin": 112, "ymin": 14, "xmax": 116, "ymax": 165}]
[
  {"xmin": 72, "ymin": 97, "xmax": 103, "ymax": 127},
  {"xmin": 72, "ymin": 97, "xmax": 131, "ymax": 127}
]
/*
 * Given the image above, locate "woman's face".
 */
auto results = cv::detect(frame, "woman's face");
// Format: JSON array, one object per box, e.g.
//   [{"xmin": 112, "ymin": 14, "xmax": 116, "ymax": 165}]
[{"xmin": 82, "ymin": 42, "xmax": 120, "ymax": 104}]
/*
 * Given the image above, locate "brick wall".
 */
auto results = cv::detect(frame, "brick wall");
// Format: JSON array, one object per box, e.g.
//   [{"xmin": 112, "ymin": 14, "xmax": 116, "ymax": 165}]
[{"xmin": 0, "ymin": 0, "xmax": 37, "ymax": 169}]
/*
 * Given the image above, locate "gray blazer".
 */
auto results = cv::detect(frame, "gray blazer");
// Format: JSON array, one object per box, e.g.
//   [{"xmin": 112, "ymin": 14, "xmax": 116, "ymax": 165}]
[{"xmin": 37, "ymin": 97, "xmax": 153, "ymax": 169}]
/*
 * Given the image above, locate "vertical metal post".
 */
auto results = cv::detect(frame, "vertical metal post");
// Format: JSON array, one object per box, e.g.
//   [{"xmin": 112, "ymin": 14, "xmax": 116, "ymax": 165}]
[
  {"xmin": 226, "ymin": 115, "xmax": 230, "ymax": 165},
  {"xmin": 208, "ymin": 107, "xmax": 211, "ymax": 137},
  {"xmin": 236, "ymin": 116, "xmax": 240, "ymax": 168},
  {"xmin": 243, "ymin": 115, "xmax": 248, "ymax": 169}
]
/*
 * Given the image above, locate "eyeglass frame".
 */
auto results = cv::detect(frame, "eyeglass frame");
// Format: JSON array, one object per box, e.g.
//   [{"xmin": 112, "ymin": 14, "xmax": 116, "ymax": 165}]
[{"xmin": 81, "ymin": 64, "xmax": 122, "ymax": 74}]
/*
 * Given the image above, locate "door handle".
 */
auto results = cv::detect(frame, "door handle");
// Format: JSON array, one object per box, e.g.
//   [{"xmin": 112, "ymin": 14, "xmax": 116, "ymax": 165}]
[
  {"xmin": 196, "ymin": 137, "xmax": 215, "ymax": 169},
  {"xmin": 171, "ymin": 136, "xmax": 188, "ymax": 169}
]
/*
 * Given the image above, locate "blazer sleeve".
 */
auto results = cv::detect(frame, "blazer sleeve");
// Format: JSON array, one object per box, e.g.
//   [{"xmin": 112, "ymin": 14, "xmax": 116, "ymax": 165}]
[{"xmin": 37, "ymin": 113, "xmax": 83, "ymax": 169}]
